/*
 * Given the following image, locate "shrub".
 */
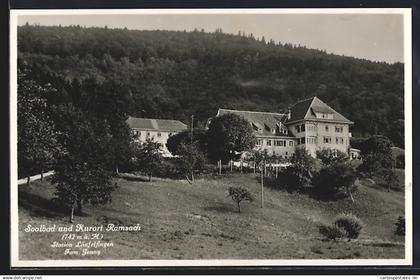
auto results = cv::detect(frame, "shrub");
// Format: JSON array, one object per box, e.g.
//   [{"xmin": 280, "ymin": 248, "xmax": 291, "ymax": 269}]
[
  {"xmin": 227, "ymin": 186, "xmax": 254, "ymax": 213},
  {"xmin": 278, "ymin": 147, "xmax": 315, "ymax": 192},
  {"xmin": 395, "ymin": 216, "xmax": 405, "ymax": 236},
  {"xmin": 312, "ymin": 162, "xmax": 358, "ymax": 201},
  {"xmin": 395, "ymin": 154, "xmax": 405, "ymax": 169},
  {"xmin": 377, "ymin": 168, "xmax": 399, "ymax": 192},
  {"xmin": 316, "ymin": 148, "xmax": 348, "ymax": 166},
  {"xmin": 318, "ymin": 224, "xmax": 346, "ymax": 241},
  {"xmin": 334, "ymin": 213, "xmax": 363, "ymax": 239}
]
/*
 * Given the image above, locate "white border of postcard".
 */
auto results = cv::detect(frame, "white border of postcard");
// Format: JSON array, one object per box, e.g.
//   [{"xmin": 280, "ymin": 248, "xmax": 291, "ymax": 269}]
[{"xmin": 9, "ymin": 8, "xmax": 413, "ymax": 267}]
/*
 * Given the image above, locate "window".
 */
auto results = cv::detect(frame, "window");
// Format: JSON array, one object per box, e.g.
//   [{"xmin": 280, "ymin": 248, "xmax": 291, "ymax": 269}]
[
  {"xmin": 289, "ymin": 141, "xmax": 294, "ymax": 147},
  {"xmin": 295, "ymin": 125, "xmax": 300, "ymax": 133},
  {"xmin": 307, "ymin": 137, "xmax": 316, "ymax": 144},
  {"xmin": 285, "ymin": 152, "xmax": 288, "ymax": 156},
  {"xmin": 301, "ymin": 124, "xmax": 305, "ymax": 132},
  {"xmin": 257, "ymin": 139, "xmax": 262, "ymax": 146},
  {"xmin": 336, "ymin": 137, "xmax": 344, "ymax": 144},
  {"xmin": 157, "ymin": 132, "xmax": 162, "ymax": 137},
  {"xmin": 323, "ymin": 136, "xmax": 332, "ymax": 144},
  {"xmin": 274, "ymin": 140, "xmax": 286, "ymax": 147},
  {"xmin": 335, "ymin": 126, "xmax": 343, "ymax": 133},
  {"xmin": 134, "ymin": 130, "xmax": 139, "ymax": 136},
  {"xmin": 325, "ymin": 125, "xmax": 329, "ymax": 132},
  {"xmin": 267, "ymin": 140, "xmax": 272, "ymax": 146},
  {"xmin": 146, "ymin": 132, "xmax": 151, "ymax": 138},
  {"xmin": 306, "ymin": 124, "xmax": 315, "ymax": 132},
  {"xmin": 316, "ymin": 112, "xmax": 333, "ymax": 119},
  {"xmin": 300, "ymin": 137, "xmax": 305, "ymax": 144}
]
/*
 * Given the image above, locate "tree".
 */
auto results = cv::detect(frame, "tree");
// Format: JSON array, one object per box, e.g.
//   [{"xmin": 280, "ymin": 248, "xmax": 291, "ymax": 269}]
[
  {"xmin": 52, "ymin": 106, "xmax": 117, "ymax": 222},
  {"xmin": 395, "ymin": 154, "xmax": 405, "ymax": 169},
  {"xmin": 206, "ymin": 114, "xmax": 256, "ymax": 163},
  {"xmin": 18, "ymin": 69, "xmax": 58, "ymax": 184},
  {"xmin": 166, "ymin": 129, "xmax": 207, "ymax": 156},
  {"xmin": 19, "ymin": 24, "xmax": 404, "ymax": 146},
  {"xmin": 279, "ymin": 147, "xmax": 315, "ymax": 191},
  {"xmin": 316, "ymin": 148, "xmax": 348, "ymax": 166},
  {"xmin": 358, "ymin": 135, "xmax": 393, "ymax": 174},
  {"xmin": 313, "ymin": 162, "xmax": 358, "ymax": 202},
  {"xmin": 227, "ymin": 186, "xmax": 254, "ymax": 213},
  {"xmin": 134, "ymin": 139, "xmax": 163, "ymax": 182},
  {"xmin": 72, "ymin": 78, "xmax": 135, "ymax": 174},
  {"xmin": 177, "ymin": 141, "xmax": 206, "ymax": 183},
  {"xmin": 379, "ymin": 168, "xmax": 399, "ymax": 192}
]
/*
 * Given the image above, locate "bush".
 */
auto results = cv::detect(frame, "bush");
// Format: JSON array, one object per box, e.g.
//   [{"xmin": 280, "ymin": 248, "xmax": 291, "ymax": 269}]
[
  {"xmin": 319, "ymin": 214, "xmax": 363, "ymax": 240},
  {"xmin": 316, "ymin": 148, "xmax": 348, "ymax": 166},
  {"xmin": 278, "ymin": 147, "xmax": 315, "ymax": 192},
  {"xmin": 395, "ymin": 216, "xmax": 405, "ymax": 236},
  {"xmin": 334, "ymin": 213, "xmax": 363, "ymax": 239},
  {"xmin": 319, "ymin": 224, "xmax": 346, "ymax": 241},
  {"xmin": 227, "ymin": 186, "xmax": 254, "ymax": 213},
  {"xmin": 312, "ymin": 162, "xmax": 358, "ymax": 200},
  {"xmin": 395, "ymin": 154, "xmax": 405, "ymax": 169}
]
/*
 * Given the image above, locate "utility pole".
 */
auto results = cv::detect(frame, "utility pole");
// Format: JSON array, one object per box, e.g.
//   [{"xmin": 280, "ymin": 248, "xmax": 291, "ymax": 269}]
[
  {"xmin": 190, "ymin": 115, "xmax": 194, "ymax": 182},
  {"xmin": 190, "ymin": 115, "xmax": 194, "ymax": 144},
  {"xmin": 261, "ymin": 156, "xmax": 265, "ymax": 208}
]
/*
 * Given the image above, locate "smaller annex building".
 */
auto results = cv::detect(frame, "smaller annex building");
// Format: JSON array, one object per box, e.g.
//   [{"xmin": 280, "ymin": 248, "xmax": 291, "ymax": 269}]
[{"xmin": 126, "ymin": 116, "xmax": 187, "ymax": 156}]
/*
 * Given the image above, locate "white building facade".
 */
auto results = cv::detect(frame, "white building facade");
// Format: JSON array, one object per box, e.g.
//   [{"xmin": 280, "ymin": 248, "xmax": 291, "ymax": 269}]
[
  {"xmin": 126, "ymin": 117, "xmax": 187, "ymax": 157},
  {"xmin": 217, "ymin": 96, "xmax": 357, "ymax": 159}
]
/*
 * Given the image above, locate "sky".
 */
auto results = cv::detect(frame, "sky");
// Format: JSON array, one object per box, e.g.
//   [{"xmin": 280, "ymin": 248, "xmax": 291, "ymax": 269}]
[{"xmin": 17, "ymin": 12, "xmax": 405, "ymax": 63}]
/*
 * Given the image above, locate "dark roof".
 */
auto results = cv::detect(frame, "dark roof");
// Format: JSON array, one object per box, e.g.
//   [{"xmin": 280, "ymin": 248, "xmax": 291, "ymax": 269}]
[
  {"xmin": 287, "ymin": 97, "xmax": 313, "ymax": 123},
  {"xmin": 216, "ymin": 109, "xmax": 293, "ymax": 137},
  {"xmin": 126, "ymin": 117, "xmax": 187, "ymax": 132},
  {"xmin": 286, "ymin": 96, "xmax": 353, "ymax": 124}
]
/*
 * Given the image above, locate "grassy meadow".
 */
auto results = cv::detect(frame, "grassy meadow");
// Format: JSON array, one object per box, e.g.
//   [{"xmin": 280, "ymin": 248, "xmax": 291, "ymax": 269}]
[{"xmin": 18, "ymin": 172, "xmax": 405, "ymax": 260}]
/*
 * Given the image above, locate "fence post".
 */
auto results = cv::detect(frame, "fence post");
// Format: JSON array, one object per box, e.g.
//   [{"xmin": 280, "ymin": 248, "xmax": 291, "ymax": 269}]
[{"xmin": 261, "ymin": 165, "xmax": 264, "ymax": 208}]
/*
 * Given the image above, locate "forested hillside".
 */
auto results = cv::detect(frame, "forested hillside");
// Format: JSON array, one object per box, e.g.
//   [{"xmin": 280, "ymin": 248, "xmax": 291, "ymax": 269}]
[{"xmin": 18, "ymin": 24, "xmax": 404, "ymax": 147}]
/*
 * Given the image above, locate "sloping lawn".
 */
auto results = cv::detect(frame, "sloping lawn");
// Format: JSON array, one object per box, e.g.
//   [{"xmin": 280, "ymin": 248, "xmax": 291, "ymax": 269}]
[{"xmin": 18, "ymin": 173, "xmax": 405, "ymax": 260}]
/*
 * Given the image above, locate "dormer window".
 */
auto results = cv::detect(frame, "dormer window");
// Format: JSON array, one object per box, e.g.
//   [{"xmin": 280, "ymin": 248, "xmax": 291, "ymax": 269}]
[
  {"xmin": 315, "ymin": 112, "xmax": 333, "ymax": 119},
  {"xmin": 252, "ymin": 123, "xmax": 263, "ymax": 133}
]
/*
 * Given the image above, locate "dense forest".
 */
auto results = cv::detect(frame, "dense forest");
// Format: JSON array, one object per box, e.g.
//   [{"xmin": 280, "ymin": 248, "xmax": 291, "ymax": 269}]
[{"xmin": 18, "ymin": 24, "xmax": 404, "ymax": 148}]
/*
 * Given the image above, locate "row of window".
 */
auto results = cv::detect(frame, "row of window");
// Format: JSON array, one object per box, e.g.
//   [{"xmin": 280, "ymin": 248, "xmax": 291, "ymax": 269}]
[
  {"xmin": 296, "ymin": 124, "xmax": 345, "ymax": 133},
  {"xmin": 323, "ymin": 136, "xmax": 345, "ymax": 144},
  {"xmin": 297, "ymin": 136, "xmax": 346, "ymax": 145},
  {"xmin": 257, "ymin": 139, "xmax": 294, "ymax": 147},
  {"xmin": 254, "ymin": 125, "xmax": 288, "ymax": 135},
  {"xmin": 133, "ymin": 130, "xmax": 173, "ymax": 138}
]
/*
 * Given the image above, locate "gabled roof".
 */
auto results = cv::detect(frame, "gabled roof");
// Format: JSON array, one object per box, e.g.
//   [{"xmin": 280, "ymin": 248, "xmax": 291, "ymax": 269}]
[
  {"xmin": 216, "ymin": 109, "xmax": 293, "ymax": 137},
  {"xmin": 126, "ymin": 116, "xmax": 187, "ymax": 132},
  {"xmin": 286, "ymin": 96, "xmax": 353, "ymax": 124}
]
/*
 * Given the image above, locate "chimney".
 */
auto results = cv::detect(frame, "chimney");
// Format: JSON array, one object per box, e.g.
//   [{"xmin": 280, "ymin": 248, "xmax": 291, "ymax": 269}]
[{"xmin": 287, "ymin": 108, "xmax": 291, "ymax": 120}]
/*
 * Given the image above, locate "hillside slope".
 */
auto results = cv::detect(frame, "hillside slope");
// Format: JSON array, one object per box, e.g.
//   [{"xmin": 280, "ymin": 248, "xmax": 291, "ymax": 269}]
[
  {"xmin": 19, "ymin": 174, "xmax": 404, "ymax": 260},
  {"xmin": 18, "ymin": 25, "xmax": 404, "ymax": 147}
]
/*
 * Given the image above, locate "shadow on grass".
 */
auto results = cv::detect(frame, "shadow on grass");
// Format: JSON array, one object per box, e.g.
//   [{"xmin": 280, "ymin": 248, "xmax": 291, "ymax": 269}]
[
  {"xmin": 254, "ymin": 175, "xmax": 299, "ymax": 194},
  {"xmin": 116, "ymin": 174, "xmax": 149, "ymax": 182},
  {"xmin": 18, "ymin": 188, "xmax": 68, "ymax": 218},
  {"xmin": 308, "ymin": 191, "xmax": 348, "ymax": 202},
  {"xmin": 203, "ymin": 203, "xmax": 236, "ymax": 214}
]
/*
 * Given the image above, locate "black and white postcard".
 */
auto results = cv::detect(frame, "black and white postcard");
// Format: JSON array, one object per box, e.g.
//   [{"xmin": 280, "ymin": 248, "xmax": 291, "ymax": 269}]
[{"xmin": 9, "ymin": 8, "xmax": 412, "ymax": 267}]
